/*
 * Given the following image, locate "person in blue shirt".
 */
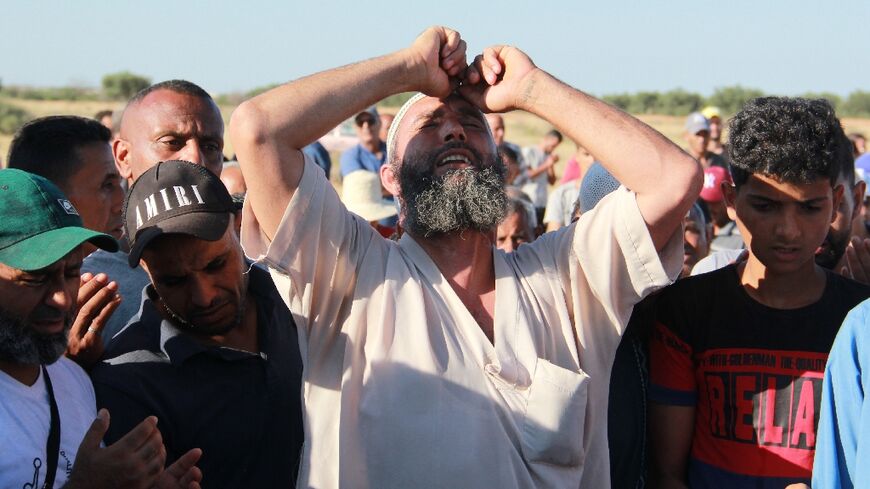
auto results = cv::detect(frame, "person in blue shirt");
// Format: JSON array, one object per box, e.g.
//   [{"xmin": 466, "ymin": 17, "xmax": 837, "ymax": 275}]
[
  {"xmin": 813, "ymin": 298, "xmax": 870, "ymax": 489},
  {"xmin": 340, "ymin": 107, "xmax": 387, "ymax": 177},
  {"xmin": 303, "ymin": 141, "xmax": 332, "ymax": 178}
]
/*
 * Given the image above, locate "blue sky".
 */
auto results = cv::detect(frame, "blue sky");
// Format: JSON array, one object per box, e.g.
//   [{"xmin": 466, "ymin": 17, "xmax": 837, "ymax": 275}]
[{"xmin": 3, "ymin": 0, "xmax": 867, "ymax": 97}]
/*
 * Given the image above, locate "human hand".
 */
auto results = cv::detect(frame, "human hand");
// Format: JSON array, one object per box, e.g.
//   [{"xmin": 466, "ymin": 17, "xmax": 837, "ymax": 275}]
[
  {"xmin": 842, "ymin": 237, "xmax": 870, "ymax": 285},
  {"xmin": 66, "ymin": 273, "xmax": 121, "ymax": 367},
  {"xmin": 459, "ymin": 45, "xmax": 539, "ymax": 113},
  {"xmin": 546, "ymin": 154, "xmax": 560, "ymax": 167},
  {"xmin": 66, "ymin": 410, "xmax": 166, "ymax": 489},
  {"xmin": 154, "ymin": 448, "xmax": 203, "ymax": 489},
  {"xmin": 403, "ymin": 26, "xmax": 467, "ymax": 98},
  {"xmin": 784, "ymin": 484, "xmax": 810, "ymax": 489}
]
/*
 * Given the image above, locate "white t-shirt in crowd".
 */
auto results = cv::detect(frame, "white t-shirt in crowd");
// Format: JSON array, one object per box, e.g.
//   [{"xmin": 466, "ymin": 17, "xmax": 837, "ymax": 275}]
[
  {"xmin": 543, "ymin": 181, "xmax": 581, "ymax": 229},
  {"xmin": 0, "ymin": 357, "xmax": 96, "ymax": 488},
  {"xmin": 691, "ymin": 248, "xmax": 745, "ymax": 276},
  {"xmin": 241, "ymin": 155, "xmax": 682, "ymax": 489}
]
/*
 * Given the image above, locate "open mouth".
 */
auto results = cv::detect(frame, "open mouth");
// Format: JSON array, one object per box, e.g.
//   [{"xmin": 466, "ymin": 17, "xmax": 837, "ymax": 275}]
[{"xmin": 436, "ymin": 151, "xmax": 475, "ymax": 170}]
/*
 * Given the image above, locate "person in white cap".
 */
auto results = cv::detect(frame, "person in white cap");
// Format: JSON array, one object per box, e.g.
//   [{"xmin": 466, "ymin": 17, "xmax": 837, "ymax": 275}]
[
  {"xmin": 230, "ymin": 25, "xmax": 701, "ymax": 488},
  {"xmin": 685, "ymin": 111, "xmax": 728, "ymax": 170}
]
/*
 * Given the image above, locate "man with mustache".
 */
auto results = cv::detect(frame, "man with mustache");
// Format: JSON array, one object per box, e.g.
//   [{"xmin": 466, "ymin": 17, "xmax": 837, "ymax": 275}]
[
  {"xmin": 82, "ymin": 79, "xmax": 226, "ymax": 345},
  {"xmin": 0, "ymin": 169, "xmax": 202, "ymax": 489},
  {"xmin": 88, "ymin": 161, "xmax": 304, "ymax": 487},
  {"xmin": 7, "ymin": 116, "xmax": 125, "ymax": 366},
  {"xmin": 230, "ymin": 26, "xmax": 700, "ymax": 488}
]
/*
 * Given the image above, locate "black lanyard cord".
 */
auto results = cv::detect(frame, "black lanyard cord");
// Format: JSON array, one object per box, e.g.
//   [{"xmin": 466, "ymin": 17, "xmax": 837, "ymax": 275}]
[{"xmin": 41, "ymin": 365, "xmax": 60, "ymax": 489}]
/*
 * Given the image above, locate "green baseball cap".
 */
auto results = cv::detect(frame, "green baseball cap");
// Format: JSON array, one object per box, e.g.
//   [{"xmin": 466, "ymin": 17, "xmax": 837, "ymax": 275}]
[{"xmin": 0, "ymin": 169, "xmax": 118, "ymax": 271}]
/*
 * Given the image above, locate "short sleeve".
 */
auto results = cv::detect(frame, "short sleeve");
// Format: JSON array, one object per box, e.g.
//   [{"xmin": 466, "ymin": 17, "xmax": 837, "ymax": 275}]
[
  {"xmin": 240, "ymin": 153, "xmax": 389, "ymax": 335},
  {"xmin": 572, "ymin": 186, "xmax": 683, "ymax": 328},
  {"xmin": 649, "ymin": 319, "xmax": 698, "ymax": 406}
]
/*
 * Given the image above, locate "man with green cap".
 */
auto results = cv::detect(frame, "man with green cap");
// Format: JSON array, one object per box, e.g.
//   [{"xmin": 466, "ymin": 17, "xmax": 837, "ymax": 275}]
[{"xmin": 0, "ymin": 169, "xmax": 203, "ymax": 489}]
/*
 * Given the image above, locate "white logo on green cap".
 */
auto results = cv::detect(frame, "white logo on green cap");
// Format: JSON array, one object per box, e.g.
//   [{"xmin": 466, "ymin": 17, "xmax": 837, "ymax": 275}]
[{"xmin": 58, "ymin": 199, "xmax": 79, "ymax": 215}]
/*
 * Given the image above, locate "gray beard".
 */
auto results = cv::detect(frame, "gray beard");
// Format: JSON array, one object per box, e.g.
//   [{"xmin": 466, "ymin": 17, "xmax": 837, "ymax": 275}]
[
  {"xmin": 0, "ymin": 306, "xmax": 69, "ymax": 365},
  {"xmin": 399, "ymin": 144, "xmax": 508, "ymax": 237}
]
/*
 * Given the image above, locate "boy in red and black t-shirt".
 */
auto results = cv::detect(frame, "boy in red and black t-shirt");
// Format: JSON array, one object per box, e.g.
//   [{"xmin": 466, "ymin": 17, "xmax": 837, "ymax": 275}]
[{"xmin": 648, "ymin": 97, "xmax": 870, "ymax": 489}]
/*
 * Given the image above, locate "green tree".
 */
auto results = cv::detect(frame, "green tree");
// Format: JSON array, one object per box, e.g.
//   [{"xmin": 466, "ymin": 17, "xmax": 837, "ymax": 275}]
[
  {"xmin": 629, "ymin": 91, "xmax": 661, "ymax": 114},
  {"xmin": 657, "ymin": 89, "xmax": 704, "ymax": 115},
  {"xmin": 0, "ymin": 100, "xmax": 32, "ymax": 134},
  {"xmin": 602, "ymin": 93, "xmax": 632, "ymax": 111},
  {"xmin": 705, "ymin": 86, "xmax": 765, "ymax": 114},
  {"xmin": 843, "ymin": 91, "xmax": 870, "ymax": 118},
  {"xmin": 800, "ymin": 92, "xmax": 842, "ymax": 110},
  {"xmin": 380, "ymin": 92, "xmax": 417, "ymax": 107},
  {"xmin": 102, "ymin": 71, "xmax": 151, "ymax": 100}
]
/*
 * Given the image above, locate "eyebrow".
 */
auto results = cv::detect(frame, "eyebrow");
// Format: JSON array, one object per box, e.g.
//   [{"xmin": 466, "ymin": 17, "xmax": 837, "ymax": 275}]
[{"xmin": 747, "ymin": 194, "xmax": 829, "ymax": 204}]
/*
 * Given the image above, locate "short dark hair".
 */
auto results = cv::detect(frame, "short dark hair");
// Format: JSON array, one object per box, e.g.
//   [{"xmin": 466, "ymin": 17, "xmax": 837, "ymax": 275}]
[
  {"xmin": 7, "ymin": 115, "xmax": 111, "ymax": 187},
  {"xmin": 126, "ymin": 79, "xmax": 213, "ymax": 107},
  {"xmin": 727, "ymin": 97, "xmax": 851, "ymax": 189},
  {"xmin": 546, "ymin": 129, "xmax": 563, "ymax": 143}
]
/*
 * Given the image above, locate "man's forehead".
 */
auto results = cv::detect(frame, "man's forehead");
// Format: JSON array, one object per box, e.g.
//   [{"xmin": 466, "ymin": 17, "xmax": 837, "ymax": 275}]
[
  {"xmin": 124, "ymin": 90, "xmax": 222, "ymax": 133},
  {"xmin": 743, "ymin": 173, "xmax": 832, "ymax": 200},
  {"xmin": 404, "ymin": 95, "xmax": 482, "ymax": 122}
]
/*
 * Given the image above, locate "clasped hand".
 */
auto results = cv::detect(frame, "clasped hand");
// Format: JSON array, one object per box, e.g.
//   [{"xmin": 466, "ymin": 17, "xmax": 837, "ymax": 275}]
[{"xmin": 404, "ymin": 26, "xmax": 541, "ymax": 115}]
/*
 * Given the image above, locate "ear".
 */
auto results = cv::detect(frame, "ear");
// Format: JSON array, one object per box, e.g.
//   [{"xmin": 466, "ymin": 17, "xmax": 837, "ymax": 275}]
[
  {"xmin": 113, "ymin": 138, "xmax": 133, "ymax": 184},
  {"xmin": 832, "ymin": 183, "xmax": 845, "ymax": 224},
  {"xmin": 380, "ymin": 162, "xmax": 400, "ymax": 198},
  {"xmin": 722, "ymin": 182, "xmax": 738, "ymax": 221},
  {"xmin": 851, "ymin": 181, "xmax": 866, "ymax": 220}
]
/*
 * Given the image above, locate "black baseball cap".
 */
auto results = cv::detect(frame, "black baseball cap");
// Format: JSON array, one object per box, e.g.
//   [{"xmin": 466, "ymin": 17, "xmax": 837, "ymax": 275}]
[{"xmin": 123, "ymin": 160, "xmax": 235, "ymax": 267}]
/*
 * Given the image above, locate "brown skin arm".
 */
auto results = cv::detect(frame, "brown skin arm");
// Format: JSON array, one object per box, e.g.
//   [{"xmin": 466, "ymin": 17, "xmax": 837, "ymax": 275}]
[
  {"xmin": 229, "ymin": 26, "xmax": 467, "ymax": 241},
  {"xmin": 460, "ymin": 46, "xmax": 702, "ymax": 251},
  {"xmin": 524, "ymin": 153, "xmax": 559, "ymax": 181},
  {"xmin": 648, "ymin": 402, "xmax": 694, "ymax": 489}
]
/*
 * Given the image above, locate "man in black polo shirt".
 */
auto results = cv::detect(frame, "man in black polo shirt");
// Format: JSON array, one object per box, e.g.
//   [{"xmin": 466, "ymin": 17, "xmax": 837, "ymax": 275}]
[{"xmin": 89, "ymin": 160, "xmax": 304, "ymax": 488}]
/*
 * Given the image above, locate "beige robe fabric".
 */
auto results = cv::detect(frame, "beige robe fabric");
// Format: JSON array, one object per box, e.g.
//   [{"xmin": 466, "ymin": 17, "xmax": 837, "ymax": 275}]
[{"xmin": 241, "ymin": 155, "xmax": 682, "ymax": 489}]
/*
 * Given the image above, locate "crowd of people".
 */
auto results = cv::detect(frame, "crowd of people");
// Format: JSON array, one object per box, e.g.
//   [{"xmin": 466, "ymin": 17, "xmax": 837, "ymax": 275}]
[{"xmin": 2, "ymin": 25, "xmax": 870, "ymax": 489}]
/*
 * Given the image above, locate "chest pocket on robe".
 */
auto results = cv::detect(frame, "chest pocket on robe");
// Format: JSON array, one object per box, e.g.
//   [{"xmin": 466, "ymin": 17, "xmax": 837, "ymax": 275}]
[{"xmin": 521, "ymin": 358, "xmax": 589, "ymax": 467}]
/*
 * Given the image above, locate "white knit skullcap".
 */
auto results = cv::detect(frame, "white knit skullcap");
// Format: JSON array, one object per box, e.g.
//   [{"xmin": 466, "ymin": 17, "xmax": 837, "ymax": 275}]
[
  {"xmin": 384, "ymin": 92, "xmax": 494, "ymax": 164},
  {"xmin": 386, "ymin": 93, "xmax": 427, "ymax": 164}
]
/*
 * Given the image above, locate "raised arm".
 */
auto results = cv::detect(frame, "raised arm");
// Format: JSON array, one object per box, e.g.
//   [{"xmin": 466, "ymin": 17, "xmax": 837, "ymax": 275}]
[
  {"xmin": 460, "ymin": 47, "xmax": 702, "ymax": 250},
  {"xmin": 229, "ymin": 27, "xmax": 467, "ymax": 240}
]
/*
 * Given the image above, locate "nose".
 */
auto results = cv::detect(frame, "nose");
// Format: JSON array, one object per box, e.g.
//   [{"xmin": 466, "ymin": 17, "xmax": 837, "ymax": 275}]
[
  {"xmin": 439, "ymin": 117, "xmax": 467, "ymax": 143},
  {"xmin": 190, "ymin": 276, "xmax": 218, "ymax": 308},
  {"xmin": 775, "ymin": 209, "xmax": 801, "ymax": 241},
  {"xmin": 177, "ymin": 141, "xmax": 208, "ymax": 167},
  {"xmin": 44, "ymin": 276, "xmax": 75, "ymax": 313}
]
